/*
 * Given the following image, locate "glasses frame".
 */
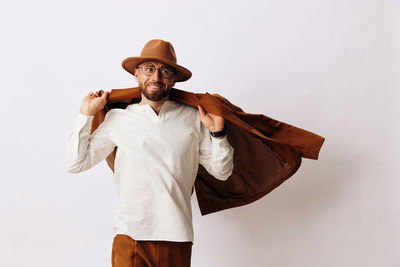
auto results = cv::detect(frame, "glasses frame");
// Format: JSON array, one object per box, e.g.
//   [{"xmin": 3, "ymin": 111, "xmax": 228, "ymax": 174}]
[{"xmin": 136, "ymin": 63, "xmax": 176, "ymax": 79}]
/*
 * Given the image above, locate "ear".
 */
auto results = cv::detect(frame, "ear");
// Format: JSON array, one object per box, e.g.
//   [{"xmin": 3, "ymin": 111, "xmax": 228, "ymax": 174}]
[
  {"xmin": 170, "ymin": 74, "xmax": 176, "ymax": 87},
  {"xmin": 133, "ymin": 68, "xmax": 139, "ymax": 82}
]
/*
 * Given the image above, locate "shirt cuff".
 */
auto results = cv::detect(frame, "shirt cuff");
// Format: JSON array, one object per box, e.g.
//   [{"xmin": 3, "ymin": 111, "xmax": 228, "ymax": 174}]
[{"xmin": 211, "ymin": 134, "xmax": 230, "ymax": 149}]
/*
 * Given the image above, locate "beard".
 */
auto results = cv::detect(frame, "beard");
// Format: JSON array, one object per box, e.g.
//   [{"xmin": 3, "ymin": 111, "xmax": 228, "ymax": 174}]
[{"xmin": 138, "ymin": 81, "xmax": 172, "ymax": 102}]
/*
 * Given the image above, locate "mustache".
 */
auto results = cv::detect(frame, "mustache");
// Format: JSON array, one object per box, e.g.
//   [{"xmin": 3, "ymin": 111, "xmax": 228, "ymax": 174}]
[{"xmin": 146, "ymin": 82, "xmax": 165, "ymax": 87}]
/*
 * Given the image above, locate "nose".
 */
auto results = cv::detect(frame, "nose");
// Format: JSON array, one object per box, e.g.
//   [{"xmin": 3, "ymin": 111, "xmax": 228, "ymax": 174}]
[{"xmin": 150, "ymin": 68, "xmax": 162, "ymax": 82}]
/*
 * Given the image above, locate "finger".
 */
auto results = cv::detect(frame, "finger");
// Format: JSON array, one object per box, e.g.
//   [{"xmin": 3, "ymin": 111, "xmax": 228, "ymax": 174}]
[
  {"xmin": 86, "ymin": 92, "xmax": 97, "ymax": 99},
  {"xmin": 101, "ymin": 91, "xmax": 109, "ymax": 100},
  {"xmin": 197, "ymin": 105, "xmax": 206, "ymax": 117},
  {"xmin": 199, "ymin": 105, "xmax": 208, "ymax": 115}
]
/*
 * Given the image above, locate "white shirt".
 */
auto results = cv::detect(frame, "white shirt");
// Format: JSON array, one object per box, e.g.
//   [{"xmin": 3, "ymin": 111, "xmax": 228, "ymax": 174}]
[{"xmin": 65, "ymin": 100, "xmax": 234, "ymax": 242}]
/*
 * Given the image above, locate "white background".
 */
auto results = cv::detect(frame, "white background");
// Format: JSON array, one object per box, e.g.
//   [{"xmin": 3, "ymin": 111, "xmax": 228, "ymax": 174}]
[{"xmin": 1, "ymin": 0, "xmax": 399, "ymax": 266}]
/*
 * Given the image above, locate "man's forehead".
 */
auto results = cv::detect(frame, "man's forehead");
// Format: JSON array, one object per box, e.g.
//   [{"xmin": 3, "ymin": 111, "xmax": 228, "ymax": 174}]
[{"xmin": 139, "ymin": 61, "xmax": 174, "ymax": 68}]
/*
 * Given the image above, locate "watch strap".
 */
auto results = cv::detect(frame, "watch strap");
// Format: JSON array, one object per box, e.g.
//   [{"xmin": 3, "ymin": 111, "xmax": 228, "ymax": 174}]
[{"xmin": 210, "ymin": 126, "xmax": 227, "ymax": 137}]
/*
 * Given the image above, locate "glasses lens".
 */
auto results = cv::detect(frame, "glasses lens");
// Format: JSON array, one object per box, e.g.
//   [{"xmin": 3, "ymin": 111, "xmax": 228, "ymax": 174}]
[
  {"xmin": 160, "ymin": 67, "xmax": 173, "ymax": 78},
  {"xmin": 142, "ymin": 64, "xmax": 155, "ymax": 76}
]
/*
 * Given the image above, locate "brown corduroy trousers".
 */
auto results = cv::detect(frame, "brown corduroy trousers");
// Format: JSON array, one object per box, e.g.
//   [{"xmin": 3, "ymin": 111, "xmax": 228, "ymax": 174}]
[{"xmin": 111, "ymin": 234, "xmax": 193, "ymax": 267}]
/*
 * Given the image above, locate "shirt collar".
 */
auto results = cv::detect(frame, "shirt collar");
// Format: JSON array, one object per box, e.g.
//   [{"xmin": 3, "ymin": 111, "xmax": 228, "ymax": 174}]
[{"xmin": 126, "ymin": 100, "xmax": 177, "ymax": 115}]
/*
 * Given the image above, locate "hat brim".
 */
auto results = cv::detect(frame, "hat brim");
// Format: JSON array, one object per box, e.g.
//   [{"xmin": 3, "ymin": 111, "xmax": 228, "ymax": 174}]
[{"xmin": 122, "ymin": 57, "xmax": 192, "ymax": 82}]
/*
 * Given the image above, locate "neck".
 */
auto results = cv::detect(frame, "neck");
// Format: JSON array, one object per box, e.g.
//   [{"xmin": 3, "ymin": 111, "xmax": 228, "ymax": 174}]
[{"xmin": 138, "ymin": 95, "xmax": 169, "ymax": 115}]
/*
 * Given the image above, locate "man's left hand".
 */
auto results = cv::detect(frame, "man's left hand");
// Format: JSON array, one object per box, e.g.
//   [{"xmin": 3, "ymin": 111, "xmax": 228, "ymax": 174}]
[{"xmin": 197, "ymin": 105, "xmax": 225, "ymax": 132}]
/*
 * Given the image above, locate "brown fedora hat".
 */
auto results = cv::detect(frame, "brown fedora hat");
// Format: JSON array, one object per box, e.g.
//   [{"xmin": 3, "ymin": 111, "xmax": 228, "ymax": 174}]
[{"xmin": 121, "ymin": 39, "xmax": 192, "ymax": 82}]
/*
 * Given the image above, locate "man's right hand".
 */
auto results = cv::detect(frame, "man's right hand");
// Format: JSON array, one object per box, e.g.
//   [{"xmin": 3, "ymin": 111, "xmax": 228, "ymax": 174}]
[{"xmin": 79, "ymin": 91, "xmax": 110, "ymax": 116}]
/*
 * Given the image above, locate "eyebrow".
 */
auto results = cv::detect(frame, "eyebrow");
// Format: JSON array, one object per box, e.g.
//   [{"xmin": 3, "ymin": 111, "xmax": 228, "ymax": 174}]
[{"xmin": 141, "ymin": 62, "xmax": 173, "ymax": 68}]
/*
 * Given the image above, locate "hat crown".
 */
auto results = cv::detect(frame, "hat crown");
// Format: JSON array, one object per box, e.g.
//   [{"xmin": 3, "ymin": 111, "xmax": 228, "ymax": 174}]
[{"xmin": 140, "ymin": 39, "xmax": 177, "ymax": 63}]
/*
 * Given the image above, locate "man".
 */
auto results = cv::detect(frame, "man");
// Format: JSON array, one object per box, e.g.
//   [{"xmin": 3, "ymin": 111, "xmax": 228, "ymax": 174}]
[{"xmin": 65, "ymin": 39, "xmax": 234, "ymax": 266}]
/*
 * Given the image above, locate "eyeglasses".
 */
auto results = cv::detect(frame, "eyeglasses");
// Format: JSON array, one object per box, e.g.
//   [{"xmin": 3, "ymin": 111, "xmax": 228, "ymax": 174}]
[{"xmin": 137, "ymin": 63, "xmax": 175, "ymax": 78}]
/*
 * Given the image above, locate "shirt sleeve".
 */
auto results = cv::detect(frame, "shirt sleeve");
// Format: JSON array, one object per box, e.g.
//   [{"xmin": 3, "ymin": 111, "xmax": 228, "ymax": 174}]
[
  {"xmin": 198, "ymin": 122, "xmax": 234, "ymax": 181},
  {"xmin": 65, "ymin": 111, "xmax": 116, "ymax": 173}
]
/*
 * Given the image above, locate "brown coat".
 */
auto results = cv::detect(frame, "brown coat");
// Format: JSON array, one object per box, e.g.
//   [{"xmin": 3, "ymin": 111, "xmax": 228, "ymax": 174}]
[{"xmin": 91, "ymin": 87, "xmax": 325, "ymax": 215}]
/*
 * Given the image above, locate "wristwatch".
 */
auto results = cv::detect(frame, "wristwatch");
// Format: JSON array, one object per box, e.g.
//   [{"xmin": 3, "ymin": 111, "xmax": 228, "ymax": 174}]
[{"xmin": 209, "ymin": 126, "xmax": 227, "ymax": 138}]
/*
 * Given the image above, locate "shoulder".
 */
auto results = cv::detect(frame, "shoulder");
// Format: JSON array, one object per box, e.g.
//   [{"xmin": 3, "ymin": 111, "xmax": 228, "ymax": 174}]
[
  {"xmin": 171, "ymin": 101, "xmax": 204, "ymax": 134},
  {"xmin": 172, "ymin": 101, "xmax": 200, "ymax": 119},
  {"xmin": 104, "ymin": 108, "xmax": 119, "ymax": 118},
  {"xmin": 103, "ymin": 108, "xmax": 125, "ymax": 123},
  {"xmin": 173, "ymin": 100, "xmax": 197, "ymax": 112}
]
